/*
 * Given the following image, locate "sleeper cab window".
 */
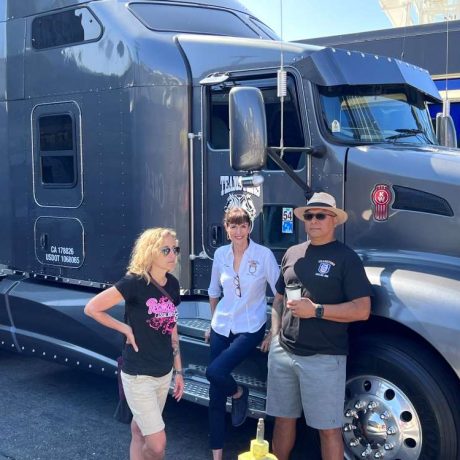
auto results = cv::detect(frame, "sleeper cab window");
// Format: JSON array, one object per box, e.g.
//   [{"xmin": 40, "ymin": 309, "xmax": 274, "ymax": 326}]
[
  {"xmin": 38, "ymin": 114, "xmax": 77, "ymax": 187},
  {"xmin": 31, "ymin": 7, "xmax": 102, "ymax": 50}
]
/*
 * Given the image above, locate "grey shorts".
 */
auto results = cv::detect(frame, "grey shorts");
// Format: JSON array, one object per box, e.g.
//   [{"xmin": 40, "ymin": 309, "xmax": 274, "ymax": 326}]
[
  {"xmin": 121, "ymin": 370, "xmax": 172, "ymax": 436},
  {"xmin": 266, "ymin": 336, "xmax": 346, "ymax": 430}
]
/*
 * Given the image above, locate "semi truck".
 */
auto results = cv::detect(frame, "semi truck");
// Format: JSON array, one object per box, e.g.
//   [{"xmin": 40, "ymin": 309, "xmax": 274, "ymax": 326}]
[{"xmin": 1, "ymin": 1, "xmax": 459, "ymax": 459}]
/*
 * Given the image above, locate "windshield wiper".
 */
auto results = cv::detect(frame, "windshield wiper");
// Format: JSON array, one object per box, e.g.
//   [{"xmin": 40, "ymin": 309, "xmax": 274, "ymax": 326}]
[{"xmin": 385, "ymin": 128, "xmax": 434, "ymax": 144}]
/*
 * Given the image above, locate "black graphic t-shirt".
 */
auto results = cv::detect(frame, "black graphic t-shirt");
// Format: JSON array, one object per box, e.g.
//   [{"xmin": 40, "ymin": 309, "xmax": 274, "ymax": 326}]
[
  {"xmin": 275, "ymin": 240, "xmax": 372, "ymax": 356},
  {"xmin": 115, "ymin": 273, "xmax": 181, "ymax": 377}
]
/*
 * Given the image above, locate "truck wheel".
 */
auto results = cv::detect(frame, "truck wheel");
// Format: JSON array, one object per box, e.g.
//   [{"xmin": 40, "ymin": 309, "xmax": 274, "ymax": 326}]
[{"xmin": 344, "ymin": 336, "xmax": 459, "ymax": 460}]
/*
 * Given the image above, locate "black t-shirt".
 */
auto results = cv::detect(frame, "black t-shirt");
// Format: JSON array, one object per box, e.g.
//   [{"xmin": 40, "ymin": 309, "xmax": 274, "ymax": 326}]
[
  {"xmin": 115, "ymin": 273, "xmax": 181, "ymax": 377},
  {"xmin": 275, "ymin": 240, "xmax": 372, "ymax": 356}
]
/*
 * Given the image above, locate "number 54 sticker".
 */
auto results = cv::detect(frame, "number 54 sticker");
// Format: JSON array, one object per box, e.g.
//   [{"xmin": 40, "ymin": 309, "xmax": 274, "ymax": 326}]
[{"xmin": 282, "ymin": 207, "xmax": 294, "ymax": 234}]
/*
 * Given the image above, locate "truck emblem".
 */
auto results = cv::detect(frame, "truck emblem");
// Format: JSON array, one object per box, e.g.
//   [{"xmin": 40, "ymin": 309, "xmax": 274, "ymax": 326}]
[
  {"xmin": 224, "ymin": 193, "xmax": 257, "ymax": 221},
  {"xmin": 371, "ymin": 184, "xmax": 392, "ymax": 221},
  {"xmin": 220, "ymin": 175, "xmax": 261, "ymax": 197}
]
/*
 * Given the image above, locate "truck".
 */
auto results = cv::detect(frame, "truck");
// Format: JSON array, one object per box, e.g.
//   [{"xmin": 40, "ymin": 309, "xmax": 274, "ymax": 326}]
[
  {"xmin": 1, "ymin": 1, "xmax": 459, "ymax": 459},
  {"xmin": 302, "ymin": 19, "xmax": 460, "ymax": 148}
]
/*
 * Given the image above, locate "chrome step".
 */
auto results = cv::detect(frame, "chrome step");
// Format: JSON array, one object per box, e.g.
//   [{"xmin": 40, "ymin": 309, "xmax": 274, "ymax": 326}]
[
  {"xmin": 178, "ymin": 318, "xmax": 209, "ymax": 339},
  {"xmin": 171, "ymin": 375, "xmax": 267, "ymax": 419}
]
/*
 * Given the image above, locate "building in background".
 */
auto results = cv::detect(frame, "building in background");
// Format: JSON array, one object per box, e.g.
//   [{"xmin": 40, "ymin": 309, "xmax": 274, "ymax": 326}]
[{"xmin": 380, "ymin": 0, "xmax": 460, "ymax": 26}]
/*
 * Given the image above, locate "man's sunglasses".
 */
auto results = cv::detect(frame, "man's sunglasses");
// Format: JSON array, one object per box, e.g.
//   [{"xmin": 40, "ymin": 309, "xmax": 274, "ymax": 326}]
[
  {"xmin": 303, "ymin": 212, "xmax": 336, "ymax": 221},
  {"xmin": 160, "ymin": 246, "xmax": 180, "ymax": 256}
]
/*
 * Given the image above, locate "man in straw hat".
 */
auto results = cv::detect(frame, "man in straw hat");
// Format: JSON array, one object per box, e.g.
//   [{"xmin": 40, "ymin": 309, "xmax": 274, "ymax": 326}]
[{"xmin": 263, "ymin": 192, "xmax": 372, "ymax": 460}]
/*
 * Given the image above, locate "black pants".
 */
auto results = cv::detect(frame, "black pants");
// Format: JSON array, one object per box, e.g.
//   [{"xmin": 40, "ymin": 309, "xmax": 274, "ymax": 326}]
[{"xmin": 206, "ymin": 324, "xmax": 266, "ymax": 449}]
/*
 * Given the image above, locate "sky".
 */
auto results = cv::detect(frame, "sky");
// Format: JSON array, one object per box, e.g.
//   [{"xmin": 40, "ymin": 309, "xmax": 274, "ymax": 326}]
[{"xmin": 239, "ymin": 0, "xmax": 392, "ymax": 41}]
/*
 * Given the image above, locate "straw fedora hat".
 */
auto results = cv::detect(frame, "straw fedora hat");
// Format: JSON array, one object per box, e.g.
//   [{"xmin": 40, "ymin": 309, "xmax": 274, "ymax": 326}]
[{"xmin": 294, "ymin": 192, "xmax": 348, "ymax": 225}]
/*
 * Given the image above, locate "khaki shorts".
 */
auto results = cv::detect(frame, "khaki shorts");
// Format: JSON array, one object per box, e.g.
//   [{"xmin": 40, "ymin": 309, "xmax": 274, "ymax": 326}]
[
  {"xmin": 121, "ymin": 370, "xmax": 173, "ymax": 436},
  {"xmin": 266, "ymin": 336, "xmax": 346, "ymax": 430}
]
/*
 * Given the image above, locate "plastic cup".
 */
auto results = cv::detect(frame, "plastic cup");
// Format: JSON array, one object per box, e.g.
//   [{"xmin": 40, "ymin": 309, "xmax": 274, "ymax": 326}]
[{"xmin": 285, "ymin": 284, "xmax": 302, "ymax": 301}]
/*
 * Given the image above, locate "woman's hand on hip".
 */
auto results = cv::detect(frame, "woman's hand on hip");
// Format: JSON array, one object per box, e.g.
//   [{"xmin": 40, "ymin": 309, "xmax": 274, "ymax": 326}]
[{"xmin": 124, "ymin": 325, "xmax": 139, "ymax": 352}]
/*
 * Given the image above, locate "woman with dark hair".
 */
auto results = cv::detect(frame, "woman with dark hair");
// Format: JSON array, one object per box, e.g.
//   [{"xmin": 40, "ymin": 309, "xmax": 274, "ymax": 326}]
[
  {"xmin": 206, "ymin": 207, "xmax": 279, "ymax": 460},
  {"xmin": 85, "ymin": 227, "xmax": 184, "ymax": 460}
]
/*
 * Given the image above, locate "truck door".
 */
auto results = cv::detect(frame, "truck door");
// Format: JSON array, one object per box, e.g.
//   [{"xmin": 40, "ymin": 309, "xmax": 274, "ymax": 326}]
[{"xmin": 201, "ymin": 73, "xmax": 308, "ymax": 262}]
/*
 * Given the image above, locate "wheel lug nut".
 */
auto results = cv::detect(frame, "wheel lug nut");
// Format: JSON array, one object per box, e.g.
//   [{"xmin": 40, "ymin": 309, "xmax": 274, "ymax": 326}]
[
  {"xmin": 345, "ymin": 409, "xmax": 358, "ymax": 418},
  {"xmin": 349, "ymin": 438, "xmax": 360, "ymax": 447},
  {"xmin": 344, "ymin": 423, "xmax": 357, "ymax": 432},
  {"xmin": 380, "ymin": 410, "xmax": 390, "ymax": 420},
  {"xmin": 355, "ymin": 400, "xmax": 366, "ymax": 410},
  {"xmin": 361, "ymin": 444, "xmax": 372, "ymax": 457},
  {"xmin": 368, "ymin": 401, "xmax": 379, "ymax": 411},
  {"xmin": 384, "ymin": 443, "xmax": 394, "ymax": 450},
  {"xmin": 374, "ymin": 450, "xmax": 385, "ymax": 458},
  {"xmin": 386, "ymin": 426, "xmax": 397, "ymax": 435}
]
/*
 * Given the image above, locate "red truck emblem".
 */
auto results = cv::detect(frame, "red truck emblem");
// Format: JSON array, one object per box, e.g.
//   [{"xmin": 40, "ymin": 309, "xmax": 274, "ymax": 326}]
[{"xmin": 371, "ymin": 184, "xmax": 392, "ymax": 221}]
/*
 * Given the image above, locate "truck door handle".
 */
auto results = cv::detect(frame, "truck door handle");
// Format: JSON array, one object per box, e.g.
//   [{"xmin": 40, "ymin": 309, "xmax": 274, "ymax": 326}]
[
  {"xmin": 211, "ymin": 225, "xmax": 222, "ymax": 246},
  {"xmin": 40, "ymin": 233, "xmax": 48, "ymax": 250}
]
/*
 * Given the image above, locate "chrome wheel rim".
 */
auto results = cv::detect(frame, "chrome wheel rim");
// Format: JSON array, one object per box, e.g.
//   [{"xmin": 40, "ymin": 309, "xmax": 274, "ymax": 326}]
[{"xmin": 343, "ymin": 375, "xmax": 422, "ymax": 459}]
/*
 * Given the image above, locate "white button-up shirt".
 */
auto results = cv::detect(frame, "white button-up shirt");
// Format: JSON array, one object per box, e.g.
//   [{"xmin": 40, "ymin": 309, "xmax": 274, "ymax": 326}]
[{"xmin": 208, "ymin": 240, "xmax": 280, "ymax": 336}]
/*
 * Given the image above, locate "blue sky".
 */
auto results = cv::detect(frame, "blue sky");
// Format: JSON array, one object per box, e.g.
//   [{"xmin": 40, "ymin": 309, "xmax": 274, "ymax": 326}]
[{"xmin": 239, "ymin": 0, "xmax": 392, "ymax": 41}]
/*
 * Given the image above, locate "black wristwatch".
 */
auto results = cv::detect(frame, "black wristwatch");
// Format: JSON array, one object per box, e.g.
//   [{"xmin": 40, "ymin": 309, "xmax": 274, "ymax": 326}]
[{"xmin": 315, "ymin": 304, "xmax": 324, "ymax": 319}]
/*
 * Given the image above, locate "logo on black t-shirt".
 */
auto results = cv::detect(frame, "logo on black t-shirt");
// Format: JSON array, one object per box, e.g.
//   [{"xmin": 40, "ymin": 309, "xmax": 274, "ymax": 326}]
[
  {"xmin": 145, "ymin": 296, "xmax": 178, "ymax": 335},
  {"xmin": 315, "ymin": 260, "xmax": 335, "ymax": 278}
]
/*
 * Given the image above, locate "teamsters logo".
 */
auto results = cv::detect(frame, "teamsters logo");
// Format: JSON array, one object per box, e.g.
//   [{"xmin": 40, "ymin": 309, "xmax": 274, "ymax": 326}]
[
  {"xmin": 220, "ymin": 175, "xmax": 259, "ymax": 223},
  {"xmin": 316, "ymin": 260, "xmax": 335, "ymax": 278}
]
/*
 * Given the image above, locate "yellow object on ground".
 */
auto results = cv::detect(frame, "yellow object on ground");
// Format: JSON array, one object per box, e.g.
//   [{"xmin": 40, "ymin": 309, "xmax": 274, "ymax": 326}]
[{"xmin": 238, "ymin": 418, "xmax": 278, "ymax": 460}]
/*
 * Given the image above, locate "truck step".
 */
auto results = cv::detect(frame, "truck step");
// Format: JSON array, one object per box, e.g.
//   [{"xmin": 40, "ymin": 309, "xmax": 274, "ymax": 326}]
[
  {"xmin": 177, "ymin": 318, "xmax": 209, "ymax": 339},
  {"xmin": 175, "ymin": 375, "xmax": 267, "ymax": 419}
]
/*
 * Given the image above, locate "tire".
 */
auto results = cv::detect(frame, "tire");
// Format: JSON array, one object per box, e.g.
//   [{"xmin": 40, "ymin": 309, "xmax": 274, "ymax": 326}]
[{"xmin": 344, "ymin": 335, "xmax": 460, "ymax": 460}]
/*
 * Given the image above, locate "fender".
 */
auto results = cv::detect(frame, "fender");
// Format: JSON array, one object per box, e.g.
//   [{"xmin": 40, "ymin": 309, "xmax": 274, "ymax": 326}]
[{"xmin": 361, "ymin": 250, "xmax": 460, "ymax": 379}]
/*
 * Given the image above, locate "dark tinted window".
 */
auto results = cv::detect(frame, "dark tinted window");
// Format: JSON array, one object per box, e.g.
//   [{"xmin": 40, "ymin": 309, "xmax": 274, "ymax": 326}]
[
  {"xmin": 129, "ymin": 3, "xmax": 259, "ymax": 38},
  {"xmin": 209, "ymin": 76, "xmax": 305, "ymax": 170},
  {"xmin": 38, "ymin": 115, "xmax": 76, "ymax": 186},
  {"xmin": 263, "ymin": 206, "xmax": 297, "ymax": 249},
  {"xmin": 40, "ymin": 115, "xmax": 73, "ymax": 151},
  {"xmin": 32, "ymin": 7, "xmax": 102, "ymax": 50}
]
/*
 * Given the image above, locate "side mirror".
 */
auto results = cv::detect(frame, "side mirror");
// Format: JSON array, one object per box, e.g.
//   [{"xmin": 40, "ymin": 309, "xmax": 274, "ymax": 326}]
[
  {"xmin": 436, "ymin": 113, "xmax": 457, "ymax": 148},
  {"xmin": 229, "ymin": 87, "xmax": 267, "ymax": 171}
]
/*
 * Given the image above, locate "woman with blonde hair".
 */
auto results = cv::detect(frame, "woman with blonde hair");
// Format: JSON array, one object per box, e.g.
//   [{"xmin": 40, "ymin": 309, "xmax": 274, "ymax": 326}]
[{"xmin": 85, "ymin": 227, "xmax": 184, "ymax": 460}]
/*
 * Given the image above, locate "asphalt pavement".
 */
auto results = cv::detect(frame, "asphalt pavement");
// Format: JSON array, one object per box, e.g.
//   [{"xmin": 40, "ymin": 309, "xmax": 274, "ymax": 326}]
[
  {"xmin": 0, "ymin": 350, "xmax": 321, "ymax": 460},
  {"xmin": 0, "ymin": 350, "xmax": 260, "ymax": 460}
]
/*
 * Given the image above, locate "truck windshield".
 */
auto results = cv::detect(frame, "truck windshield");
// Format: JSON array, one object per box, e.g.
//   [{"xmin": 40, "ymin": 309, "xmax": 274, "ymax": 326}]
[{"xmin": 318, "ymin": 85, "xmax": 437, "ymax": 145}]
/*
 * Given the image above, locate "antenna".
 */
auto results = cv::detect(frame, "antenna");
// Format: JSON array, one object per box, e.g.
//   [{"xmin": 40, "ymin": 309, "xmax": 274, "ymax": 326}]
[
  {"xmin": 399, "ymin": 1, "xmax": 410, "ymax": 60},
  {"xmin": 443, "ymin": 14, "xmax": 450, "ymax": 116},
  {"xmin": 277, "ymin": 0, "xmax": 287, "ymax": 154}
]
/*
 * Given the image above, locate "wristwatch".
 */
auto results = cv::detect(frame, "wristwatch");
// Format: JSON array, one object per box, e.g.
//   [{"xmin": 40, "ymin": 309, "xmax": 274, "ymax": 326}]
[{"xmin": 315, "ymin": 304, "xmax": 324, "ymax": 319}]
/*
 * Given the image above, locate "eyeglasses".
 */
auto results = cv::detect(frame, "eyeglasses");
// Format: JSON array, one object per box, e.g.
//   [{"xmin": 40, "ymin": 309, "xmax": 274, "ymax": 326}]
[
  {"xmin": 160, "ymin": 246, "xmax": 180, "ymax": 256},
  {"xmin": 233, "ymin": 274, "xmax": 241, "ymax": 297},
  {"xmin": 303, "ymin": 212, "xmax": 336, "ymax": 221}
]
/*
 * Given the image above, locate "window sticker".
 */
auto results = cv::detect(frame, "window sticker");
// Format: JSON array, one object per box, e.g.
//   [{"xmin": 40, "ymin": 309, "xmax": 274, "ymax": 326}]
[
  {"xmin": 331, "ymin": 120, "xmax": 341, "ymax": 132},
  {"xmin": 282, "ymin": 207, "xmax": 294, "ymax": 234}
]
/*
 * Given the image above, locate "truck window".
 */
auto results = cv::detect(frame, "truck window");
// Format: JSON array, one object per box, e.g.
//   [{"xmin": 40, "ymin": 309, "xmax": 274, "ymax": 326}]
[
  {"xmin": 209, "ymin": 76, "xmax": 305, "ymax": 170},
  {"xmin": 129, "ymin": 3, "xmax": 259, "ymax": 38},
  {"xmin": 31, "ymin": 7, "xmax": 102, "ymax": 50},
  {"xmin": 38, "ymin": 115, "xmax": 76, "ymax": 186},
  {"xmin": 318, "ymin": 85, "xmax": 437, "ymax": 145},
  {"xmin": 32, "ymin": 102, "xmax": 83, "ymax": 208}
]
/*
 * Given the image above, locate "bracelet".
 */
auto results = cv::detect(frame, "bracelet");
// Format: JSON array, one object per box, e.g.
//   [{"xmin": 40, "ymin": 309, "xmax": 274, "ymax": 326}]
[{"xmin": 174, "ymin": 369, "xmax": 184, "ymax": 376}]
